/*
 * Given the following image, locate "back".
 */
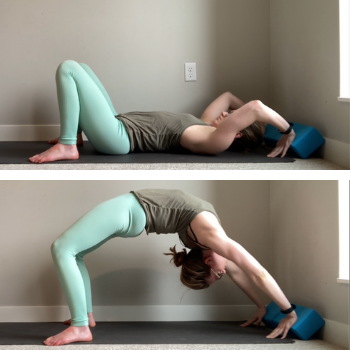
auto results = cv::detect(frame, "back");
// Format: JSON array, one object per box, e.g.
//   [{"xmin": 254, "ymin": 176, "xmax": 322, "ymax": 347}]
[{"xmin": 131, "ymin": 189, "xmax": 221, "ymax": 248}]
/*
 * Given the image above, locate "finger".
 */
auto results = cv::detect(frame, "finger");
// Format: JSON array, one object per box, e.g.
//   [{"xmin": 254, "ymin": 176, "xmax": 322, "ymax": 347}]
[
  {"xmin": 267, "ymin": 149, "xmax": 278, "ymax": 157},
  {"xmin": 268, "ymin": 147, "xmax": 282, "ymax": 158},
  {"xmin": 266, "ymin": 328, "xmax": 282, "ymax": 338},
  {"xmin": 281, "ymin": 327, "xmax": 289, "ymax": 340},
  {"xmin": 281, "ymin": 146, "xmax": 288, "ymax": 158},
  {"xmin": 240, "ymin": 317, "xmax": 256, "ymax": 327}
]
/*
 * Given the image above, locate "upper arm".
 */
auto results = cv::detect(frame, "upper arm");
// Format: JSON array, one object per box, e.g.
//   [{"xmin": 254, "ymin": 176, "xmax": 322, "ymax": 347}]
[
  {"xmin": 180, "ymin": 125, "xmax": 228, "ymax": 155},
  {"xmin": 191, "ymin": 212, "xmax": 266, "ymax": 278},
  {"xmin": 181, "ymin": 124, "xmax": 236, "ymax": 155}
]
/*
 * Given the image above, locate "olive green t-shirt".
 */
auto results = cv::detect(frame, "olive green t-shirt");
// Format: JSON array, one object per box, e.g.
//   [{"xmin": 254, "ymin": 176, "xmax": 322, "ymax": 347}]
[
  {"xmin": 131, "ymin": 189, "xmax": 221, "ymax": 248},
  {"xmin": 116, "ymin": 111, "xmax": 208, "ymax": 152}
]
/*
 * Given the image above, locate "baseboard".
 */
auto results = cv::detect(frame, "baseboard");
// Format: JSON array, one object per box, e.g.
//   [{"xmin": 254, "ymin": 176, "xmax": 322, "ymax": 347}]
[
  {"xmin": 0, "ymin": 125, "xmax": 88, "ymax": 142},
  {"xmin": 1, "ymin": 126, "xmax": 349, "ymax": 169},
  {"xmin": 0, "ymin": 125, "xmax": 61, "ymax": 142},
  {"xmin": 322, "ymin": 137, "xmax": 350, "ymax": 169},
  {"xmin": 322, "ymin": 318, "xmax": 349, "ymax": 349},
  {"xmin": 0, "ymin": 305, "xmax": 256, "ymax": 322}
]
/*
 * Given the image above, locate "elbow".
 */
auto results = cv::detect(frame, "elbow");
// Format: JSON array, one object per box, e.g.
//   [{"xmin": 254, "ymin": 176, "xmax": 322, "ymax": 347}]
[
  {"xmin": 248, "ymin": 100, "xmax": 264, "ymax": 111},
  {"xmin": 252, "ymin": 269, "xmax": 270, "ymax": 283},
  {"xmin": 258, "ymin": 269, "xmax": 269, "ymax": 280}
]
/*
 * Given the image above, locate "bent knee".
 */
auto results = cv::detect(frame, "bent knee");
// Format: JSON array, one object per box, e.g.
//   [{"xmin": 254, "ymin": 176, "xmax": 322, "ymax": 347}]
[
  {"xmin": 56, "ymin": 60, "xmax": 80, "ymax": 76},
  {"xmin": 50, "ymin": 239, "xmax": 70, "ymax": 258},
  {"xmin": 50, "ymin": 240, "xmax": 62, "ymax": 256}
]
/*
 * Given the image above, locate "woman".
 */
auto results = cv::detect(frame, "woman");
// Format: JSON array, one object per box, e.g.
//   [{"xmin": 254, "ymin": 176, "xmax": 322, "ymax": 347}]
[
  {"xmin": 29, "ymin": 60, "xmax": 295, "ymax": 163},
  {"xmin": 44, "ymin": 189, "xmax": 298, "ymax": 346}
]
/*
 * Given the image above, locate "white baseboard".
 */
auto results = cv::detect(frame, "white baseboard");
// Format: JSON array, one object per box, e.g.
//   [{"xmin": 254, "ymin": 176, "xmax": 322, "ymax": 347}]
[
  {"xmin": 0, "ymin": 125, "xmax": 61, "ymax": 142},
  {"xmin": 0, "ymin": 306, "xmax": 348, "ymax": 348},
  {"xmin": 0, "ymin": 126, "xmax": 349, "ymax": 169},
  {"xmin": 0, "ymin": 125, "xmax": 88, "ymax": 142},
  {"xmin": 323, "ymin": 137, "xmax": 350, "ymax": 169},
  {"xmin": 0, "ymin": 305, "xmax": 256, "ymax": 323},
  {"xmin": 322, "ymin": 318, "xmax": 349, "ymax": 349}
]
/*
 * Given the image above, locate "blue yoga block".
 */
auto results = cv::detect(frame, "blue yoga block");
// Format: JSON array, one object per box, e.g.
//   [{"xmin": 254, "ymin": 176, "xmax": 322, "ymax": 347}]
[
  {"xmin": 264, "ymin": 122, "xmax": 325, "ymax": 159},
  {"xmin": 263, "ymin": 302, "xmax": 325, "ymax": 340}
]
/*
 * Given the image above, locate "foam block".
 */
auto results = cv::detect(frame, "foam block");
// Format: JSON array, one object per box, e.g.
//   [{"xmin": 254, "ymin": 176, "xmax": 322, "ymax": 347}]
[
  {"xmin": 263, "ymin": 302, "xmax": 325, "ymax": 340},
  {"xmin": 264, "ymin": 122, "xmax": 325, "ymax": 159}
]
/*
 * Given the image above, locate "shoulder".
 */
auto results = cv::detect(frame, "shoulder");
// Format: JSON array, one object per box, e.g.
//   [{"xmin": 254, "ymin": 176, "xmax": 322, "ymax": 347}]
[
  {"xmin": 180, "ymin": 125, "xmax": 217, "ymax": 154},
  {"xmin": 190, "ymin": 212, "xmax": 226, "ymax": 244}
]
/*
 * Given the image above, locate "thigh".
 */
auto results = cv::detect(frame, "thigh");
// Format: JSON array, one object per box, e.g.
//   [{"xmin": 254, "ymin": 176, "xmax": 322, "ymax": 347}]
[
  {"xmin": 57, "ymin": 60, "xmax": 128, "ymax": 154},
  {"xmin": 54, "ymin": 193, "xmax": 146, "ymax": 256},
  {"xmin": 78, "ymin": 63, "xmax": 117, "ymax": 116}
]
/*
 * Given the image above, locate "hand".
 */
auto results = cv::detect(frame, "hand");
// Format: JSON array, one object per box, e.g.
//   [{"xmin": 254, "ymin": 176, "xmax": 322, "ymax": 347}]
[
  {"xmin": 240, "ymin": 307, "xmax": 266, "ymax": 327},
  {"xmin": 266, "ymin": 312, "xmax": 298, "ymax": 339},
  {"xmin": 267, "ymin": 130, "xmax": 296, "ymax": 158}
]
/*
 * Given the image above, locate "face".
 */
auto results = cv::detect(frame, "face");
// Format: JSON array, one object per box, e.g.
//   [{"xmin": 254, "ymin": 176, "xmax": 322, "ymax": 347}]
[{"xmin": 203, "ymin": 250, "xmax": 228, "ymax": 285}]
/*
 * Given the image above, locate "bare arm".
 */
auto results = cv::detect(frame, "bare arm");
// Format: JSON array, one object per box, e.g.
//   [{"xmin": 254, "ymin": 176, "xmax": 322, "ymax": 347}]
[
  {"xmin": 187, "ymin": 101, "xmax": 295, "ymax": 157},
  {"xmin": 191, "ymin": 212, "xmax": 296, "ymax": 313},
  {"xmin": 226, "ymin": 260, "xmax": 265, "ymax": 309},
  {"xmin": 201, "ymin": 92, "xmax": 245, "ymax": 124}
]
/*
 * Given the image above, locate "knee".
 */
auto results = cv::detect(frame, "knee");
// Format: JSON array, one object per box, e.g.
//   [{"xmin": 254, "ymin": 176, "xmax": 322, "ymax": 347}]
[
  {"xmin": 51, "ymin": 239, "xmax": 66, "ymax": 258},
  {"xmin": 56, "ymin": 60, "xmax": 79, "ymax": 76}
]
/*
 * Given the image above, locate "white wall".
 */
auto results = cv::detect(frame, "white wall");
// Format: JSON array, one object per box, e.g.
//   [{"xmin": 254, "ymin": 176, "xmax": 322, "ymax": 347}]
[
  {"xmin": 0, "ymin": 0, "xmax": 270, "ymax": 134},
  {"xmin": 270, "ymin": 0, "xmax": 350, "ymax": 168},
  {"xmin": 270, "ymin": 181, "xmax": 349, "ymax": 348},
  {"xmin": 216, "ymin": 0, "xmax": 271, "ymax": 104},
  {"xmin": 1, "ymin": 0, "xmax": 347, "ymax": 167},
  {"xmin": 0, "ymin": 180, "xmax": 270, "ymax": 309},
  {"xmin": 0, "ymin": 180, "xmax": 347, "ymax": 346}
]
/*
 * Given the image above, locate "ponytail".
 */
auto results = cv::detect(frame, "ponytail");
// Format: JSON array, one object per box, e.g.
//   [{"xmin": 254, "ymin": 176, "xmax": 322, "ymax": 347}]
[{"xmin": 164, "ymin": 245, "xmax": 210, "ymax": 290}]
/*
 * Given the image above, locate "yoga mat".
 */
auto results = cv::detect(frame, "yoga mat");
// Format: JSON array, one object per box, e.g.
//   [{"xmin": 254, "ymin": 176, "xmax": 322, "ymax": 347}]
[
  {"xmin": 0, "ymin": 142, "xmax": 296, "ymax": 164},
  {"xmin": 0, "ymin": 322, "xmax": 295, "ymax": 345}
]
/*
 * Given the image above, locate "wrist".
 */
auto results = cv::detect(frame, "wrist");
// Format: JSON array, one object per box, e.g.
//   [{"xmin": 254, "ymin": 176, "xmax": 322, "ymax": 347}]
[
  {"xmin": 279, "ymin": 122, "xmax": 294, "ymax": 135},
  {"xmin": 286, "ymin": 310, "xmax": 297, "ymax": 318},
  {"xmin": 281, "ymin": 303, "xmax": 296, "ymax": 315}
]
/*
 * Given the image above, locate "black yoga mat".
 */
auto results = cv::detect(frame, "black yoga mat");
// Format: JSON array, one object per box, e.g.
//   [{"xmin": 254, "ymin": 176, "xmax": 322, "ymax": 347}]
[
  {"xmin": 0, "ymin": 321, "xmax": 295, "ymax": 345},
  {"xmin": 0, "ymin": 142, "xmax": 296, "ymax": 164}
]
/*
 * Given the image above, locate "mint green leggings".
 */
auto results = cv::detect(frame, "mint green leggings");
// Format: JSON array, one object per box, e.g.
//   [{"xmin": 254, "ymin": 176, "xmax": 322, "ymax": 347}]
[
  {"xmin": 56, "ymin": 60, "xmax": 130, "ymax": 154},
  {"xmin": 50, "ymin": 193, "xmax": 146, "ymax": 327}
]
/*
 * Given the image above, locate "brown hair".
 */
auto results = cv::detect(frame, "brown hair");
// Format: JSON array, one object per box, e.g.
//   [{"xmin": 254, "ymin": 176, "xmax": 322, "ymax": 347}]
[
  {"xmin": 229, "ymin": 121, "xmax": 264, "ymax": 152},
  {"xmin": 164, "ymin": 245, "xmax": 210, "ymax": 290}
]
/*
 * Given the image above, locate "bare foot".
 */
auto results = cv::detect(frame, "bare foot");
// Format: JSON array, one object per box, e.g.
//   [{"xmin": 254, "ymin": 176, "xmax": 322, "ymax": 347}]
[
  {"xmin": 49, "ymin": 134, "xmax": 84, "ymax": 146},
  {"xmin": 43, "ymin": 325, "xmax": 92, "ymax": 346},
  {"xmin": 29, "ymin": 143, "xmax": 79, "ymax": 163},
  {"xmin": 63, "ymin": 313, "xmax": 96, "ymax": 327}
]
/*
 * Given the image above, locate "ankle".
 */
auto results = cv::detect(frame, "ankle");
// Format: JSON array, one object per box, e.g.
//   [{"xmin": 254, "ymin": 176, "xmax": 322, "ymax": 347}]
[
  {"xmin": 58, "ymin": 143, "xmax": 78, "ymax": 148},
  {"xmin": 72, "ymin": 325, "xmax": 90, "ymax": 331}
]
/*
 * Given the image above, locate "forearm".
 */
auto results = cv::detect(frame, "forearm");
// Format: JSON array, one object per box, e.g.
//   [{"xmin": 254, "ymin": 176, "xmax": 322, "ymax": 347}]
[
  {"xmin": 227, "ymin": 92, "xmax": 245, "ymax": 110},
  {"xmin": 254, "ymin": 103, "xmax": 290, "ymax": 132},
  {"xmin": 213, "ymin": 101, "xmax": 289, "ymax": 144},
  {"xmin": 201, "ymin": 92, "xmax": 245, "ymax": 123},
  {"xmin": 230, "ymin": 270, "xmax": 265, "ymax": 309},
  {"xmin": 251, "ymin": 270, "xmax": 294, "ymax": 312}
]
